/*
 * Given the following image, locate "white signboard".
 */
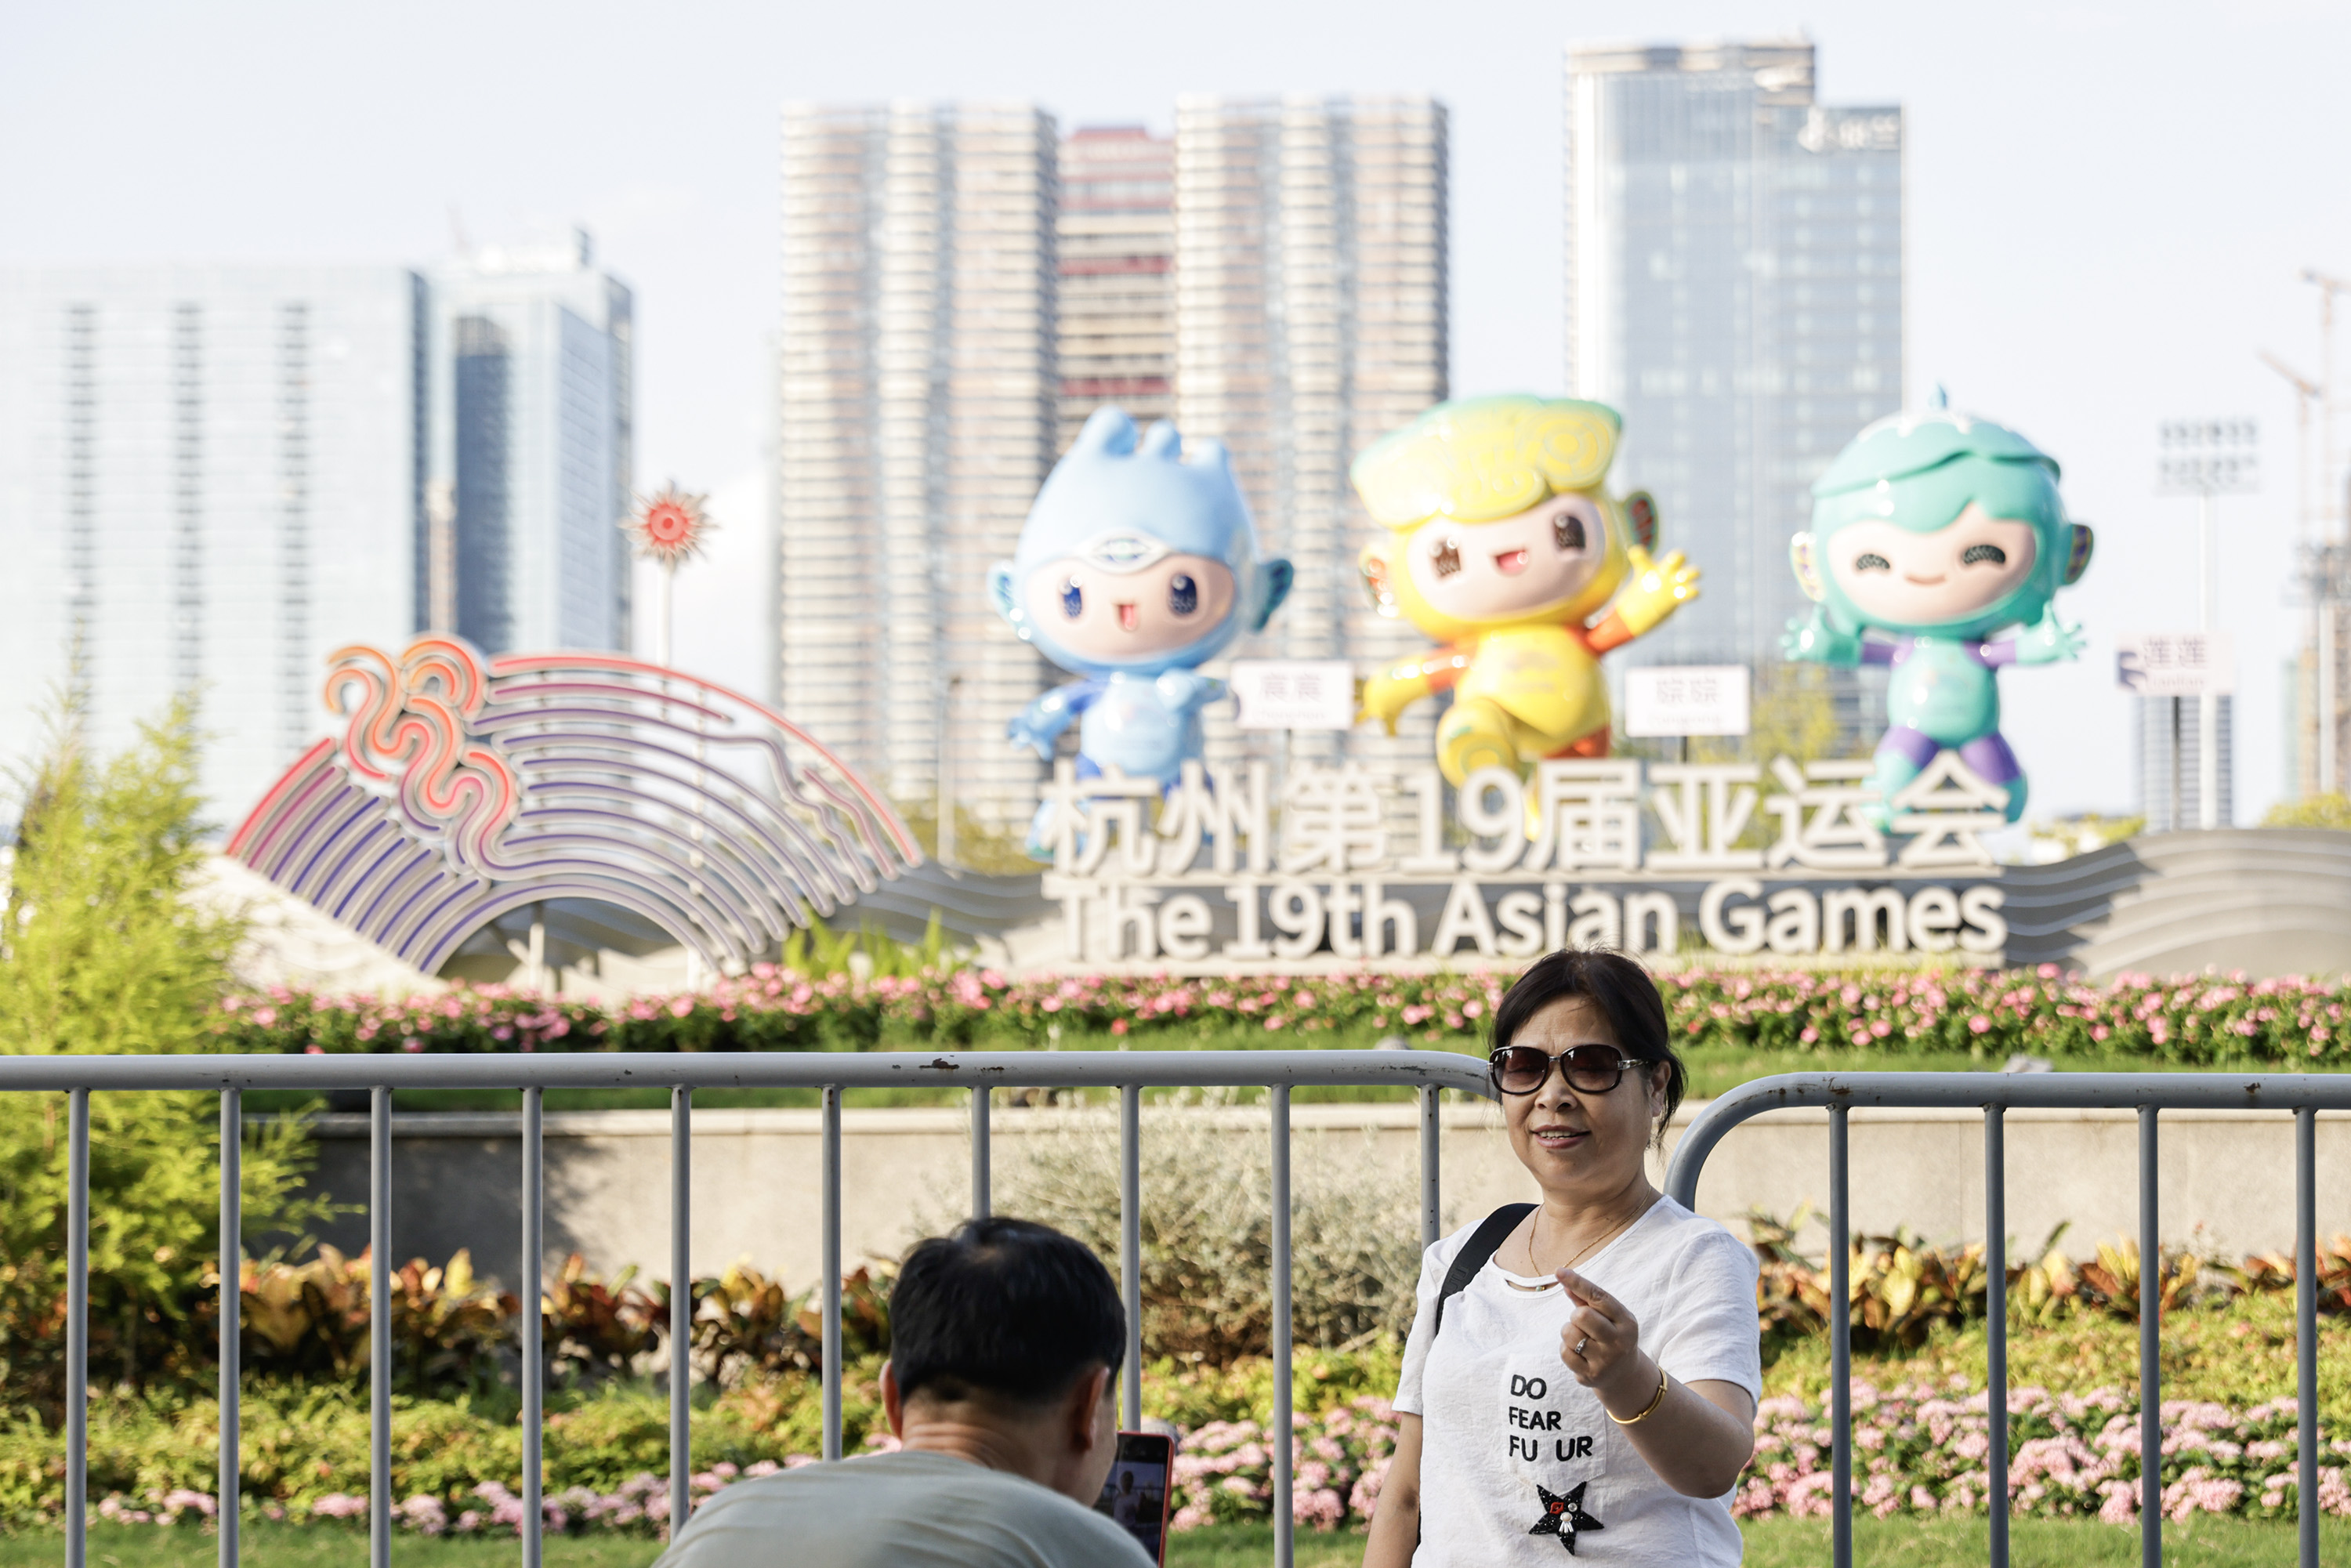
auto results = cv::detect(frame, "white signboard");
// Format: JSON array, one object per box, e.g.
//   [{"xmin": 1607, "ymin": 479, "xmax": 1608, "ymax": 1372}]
[
  {"xmin": 1624, "ymin": 665, "xmax": 1751, "ymax": 737},
  {"xmin": 2116, "ymin": 632, "xmax": 2235, "ymax": 697},
  {"xmin": 1229, "ymin": 660, "xmax": 1356, "ymax": 731}
]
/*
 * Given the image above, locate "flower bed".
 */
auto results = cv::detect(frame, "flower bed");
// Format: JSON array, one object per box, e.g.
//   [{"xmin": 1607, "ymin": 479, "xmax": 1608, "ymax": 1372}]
[
  {"xmin": 213, "ymin": 965, "xmax": 2351, "ymax": 1068},
  {"xmin": 63, "ymin": 1386, "xmax": 2349, "ymax": 1538},
  {"xmin": 1740, "ymin": 1383, "xmax": 2351, "ymax": 1526}
]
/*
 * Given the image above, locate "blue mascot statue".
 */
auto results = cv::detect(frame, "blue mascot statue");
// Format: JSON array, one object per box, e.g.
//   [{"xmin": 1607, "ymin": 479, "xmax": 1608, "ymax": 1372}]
[{"xmin": 991, "ymin": 407, "xmax": 1294, "ymax": 857}]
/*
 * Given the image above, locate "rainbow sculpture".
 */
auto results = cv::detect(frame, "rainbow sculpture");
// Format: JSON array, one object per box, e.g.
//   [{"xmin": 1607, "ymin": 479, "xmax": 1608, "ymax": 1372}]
[{"xmin": 227, "ymin": 636, "xmax": 921, "ymax": 975}]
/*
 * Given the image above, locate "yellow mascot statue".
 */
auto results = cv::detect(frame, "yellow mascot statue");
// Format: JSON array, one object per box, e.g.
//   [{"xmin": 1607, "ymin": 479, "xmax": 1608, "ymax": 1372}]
[{"xmin": 1353, "ymin": 396, "xmax": 1700, "ymax": 784}]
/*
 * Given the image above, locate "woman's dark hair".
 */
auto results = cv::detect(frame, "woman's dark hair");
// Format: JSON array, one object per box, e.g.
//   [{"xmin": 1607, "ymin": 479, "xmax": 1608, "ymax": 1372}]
[
  {"xmin": 891, "ymin": 1216, "xmax": 1125, "ymax": 1409},
  {"xmin": 1491, "ymin": 947, "xmax": 1686, "ymax": 1136}
]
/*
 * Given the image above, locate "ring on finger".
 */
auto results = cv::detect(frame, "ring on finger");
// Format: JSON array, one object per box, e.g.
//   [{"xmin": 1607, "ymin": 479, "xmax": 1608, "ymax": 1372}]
[{"xmin": 1574, "ymin": 1335, "xmax": 1589, "ymax": 1356}]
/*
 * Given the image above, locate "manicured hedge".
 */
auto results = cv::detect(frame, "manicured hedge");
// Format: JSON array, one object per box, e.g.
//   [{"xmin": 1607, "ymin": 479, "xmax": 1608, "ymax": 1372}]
[{"xmin": 211, "ymin": 965, "xmax": 2351, "ymax": 1068}]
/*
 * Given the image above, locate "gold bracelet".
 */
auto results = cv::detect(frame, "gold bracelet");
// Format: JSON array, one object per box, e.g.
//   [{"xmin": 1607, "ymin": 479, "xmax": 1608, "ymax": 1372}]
[{"xmin": 1607, "ymin": 1366, "xmax": 1671, "ymax": 1426}]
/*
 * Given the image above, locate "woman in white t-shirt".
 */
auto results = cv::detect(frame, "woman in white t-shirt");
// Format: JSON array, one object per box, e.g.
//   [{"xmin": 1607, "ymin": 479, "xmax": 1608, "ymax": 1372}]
[{"xmin": 1364, "ymin": 949, "xmax": 1759, "ymax": 1566}]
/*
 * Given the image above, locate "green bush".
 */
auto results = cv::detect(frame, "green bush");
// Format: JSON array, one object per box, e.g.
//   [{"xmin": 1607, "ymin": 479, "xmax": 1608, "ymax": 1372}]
[
  {"xmin": 0, "ymin": 1374, "xmax": 899, "ymax": 1528},
  {"xmin": 0, "ymin": 694, "xmax": 322, "ymax": 1416},
  {"xmin": 0, "ymin": 1302, "xmax": 2342, "ymax": 1533},
  {"xmin": 2264, "ymin": 792, "xmax": 2351, "ymax": 829},
  {"xmin": 965, "ymin": 1095, "xmax": 1425, "ymax": 1362},
  {"xmin": 1760, "ymin": 1287, "xmax": 2351, "ymax": 1413}
]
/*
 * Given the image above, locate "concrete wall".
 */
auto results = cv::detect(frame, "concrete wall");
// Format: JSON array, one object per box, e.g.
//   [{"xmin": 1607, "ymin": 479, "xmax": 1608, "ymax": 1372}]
[{"xmin": 295, "ymin": 1101, "xmax": 2351, "ymax": 1293}]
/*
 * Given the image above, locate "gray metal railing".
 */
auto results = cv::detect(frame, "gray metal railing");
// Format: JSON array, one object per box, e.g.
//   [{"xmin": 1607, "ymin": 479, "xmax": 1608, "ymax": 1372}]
[
  {"xmin": 1665, "ymin": 1072, "xmax": 2349, "ymax": 1568},
  {"xmin": 6, "ymin": 1048, "xmax": 1487, "ymax": 1568}
]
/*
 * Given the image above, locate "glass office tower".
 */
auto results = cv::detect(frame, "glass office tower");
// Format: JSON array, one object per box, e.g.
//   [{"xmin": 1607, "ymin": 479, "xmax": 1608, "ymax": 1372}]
[
  {"xmin": 0, "ymin": 264, "xmax": 427, "ymax": 818},
  {"xmin": 1567, "ymin": 40, "xmax": 1902, "ymax": 716},
  {"xmin": 424, "ymin": 230, "xmax": 633, "ymax": 655}
]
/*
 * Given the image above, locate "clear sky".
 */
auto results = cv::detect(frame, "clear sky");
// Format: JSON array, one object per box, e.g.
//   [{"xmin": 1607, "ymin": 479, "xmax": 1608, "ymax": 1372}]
[{"xmin": 6, "ymin": 0, "xmax": 2346, "ymax": 824}]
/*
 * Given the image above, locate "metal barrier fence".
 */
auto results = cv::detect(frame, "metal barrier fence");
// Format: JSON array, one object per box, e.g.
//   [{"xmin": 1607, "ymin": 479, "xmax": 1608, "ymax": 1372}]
[
  {"xmin": 3, "ymin": 1048, "xmax": 1491, "ymax": 1568},
  {"xmin": 24, "ymin": 1056, "xmax": 2343, "ymax": 1567},
  {"xmin": 1665, "ymin": 1073, "xmax": 2349, "ymax": 1568}
]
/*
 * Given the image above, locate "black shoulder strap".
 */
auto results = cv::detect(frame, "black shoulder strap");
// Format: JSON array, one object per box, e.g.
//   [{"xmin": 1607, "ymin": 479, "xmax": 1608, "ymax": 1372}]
[{"xmin": 1432, "ymin": 1203, "xmax": 1536, "ymax": 1338}]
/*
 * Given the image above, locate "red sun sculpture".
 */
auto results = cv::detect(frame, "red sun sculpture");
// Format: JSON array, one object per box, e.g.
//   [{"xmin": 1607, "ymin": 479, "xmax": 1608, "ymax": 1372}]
[{"xmin": 622, "ymin": 483, "xmax": 715, "ymax": 569}]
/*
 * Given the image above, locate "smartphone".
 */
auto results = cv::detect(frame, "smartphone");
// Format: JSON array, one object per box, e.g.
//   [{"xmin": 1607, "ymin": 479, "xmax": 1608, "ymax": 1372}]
[{"xmin": 1093, "ymin": 1431, "xmax": 1175, "ymax": 1565}]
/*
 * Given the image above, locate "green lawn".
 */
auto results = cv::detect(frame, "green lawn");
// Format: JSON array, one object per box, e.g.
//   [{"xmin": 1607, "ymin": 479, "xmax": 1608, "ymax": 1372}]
[
  {"xmin": 8, "ymin": 1516, "xmax": 2343, "ymax": 1566},
  {"xmin": 1737, "ymin": 1513, "xmax": 2351, "ymax": 1566}
]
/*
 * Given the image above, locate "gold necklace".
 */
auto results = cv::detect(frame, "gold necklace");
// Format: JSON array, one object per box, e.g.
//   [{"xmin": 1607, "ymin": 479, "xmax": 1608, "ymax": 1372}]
[{"xmin": 1502, "ymin": 1199, "xmax": 1654, "ymax": 1292}]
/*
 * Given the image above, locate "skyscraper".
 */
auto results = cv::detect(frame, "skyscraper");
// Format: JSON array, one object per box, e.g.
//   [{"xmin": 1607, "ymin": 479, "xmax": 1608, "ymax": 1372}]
[
  {"xmin": 423, "ymin": 231, "xmax": 633, "ymax": 654},
  {"xmin": 777, "ymin": 101, "xmax": 1059, "ymax": 834},
  {"xmin": 1172, "ymin": 94, "xmax": 1450, "ymax": 775},
  {"xmin": 0, "ymin": 265, "xmax": 426, "ymax": 817},
  {"xmin": 1565, "ymin": 39, "xmax": 1902, "ymax": 690},
  {"xmin": 1056, "ymin": 126, "xmax": 1174, "ymax": 454},
  {"xmin": 2138, "ymin": 693, "xmax": 2236, "ymax": 830}
]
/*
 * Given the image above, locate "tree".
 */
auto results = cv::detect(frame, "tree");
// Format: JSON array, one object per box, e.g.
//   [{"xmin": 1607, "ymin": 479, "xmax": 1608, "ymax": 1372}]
[
  {"xmin": 0, "ymin": 690, "xmax": 321, "ymax": 1410},
  {"xmin": 2262, "ymin": 793, "xmax": 2351, "ymax": 830},
  {"xmin": 1689, "ymin": 662, "xmax": 1852, "ymax": 766}
]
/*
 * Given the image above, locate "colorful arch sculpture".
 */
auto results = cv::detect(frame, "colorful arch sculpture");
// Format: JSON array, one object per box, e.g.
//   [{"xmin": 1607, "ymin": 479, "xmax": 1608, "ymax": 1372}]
[{"xmin": 227, "ymin": 637, "xmax": 922, "ymax": 975}]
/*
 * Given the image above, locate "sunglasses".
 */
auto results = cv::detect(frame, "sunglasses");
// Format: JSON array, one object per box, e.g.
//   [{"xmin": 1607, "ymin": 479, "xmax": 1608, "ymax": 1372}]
[{"xmin": 1487, "ymin": 1043, "xmax": 1646, "ymax": 1096}]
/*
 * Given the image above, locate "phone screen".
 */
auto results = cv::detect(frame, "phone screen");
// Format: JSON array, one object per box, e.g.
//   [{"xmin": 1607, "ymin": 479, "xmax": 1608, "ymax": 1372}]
[{"xmin": 1092, "ymin": 1431, "xmax": 1175, "ymax": 1565}]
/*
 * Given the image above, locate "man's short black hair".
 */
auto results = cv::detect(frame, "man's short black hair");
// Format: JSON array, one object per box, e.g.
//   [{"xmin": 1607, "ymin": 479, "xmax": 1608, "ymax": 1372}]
[
  {"xmin": 1493, "ymin": 947, "xmax": 1687, "ymax": 1133},
  {"xmin": 890, "ymin": 1217, "xmax": 1125, "ymax": 1409}
]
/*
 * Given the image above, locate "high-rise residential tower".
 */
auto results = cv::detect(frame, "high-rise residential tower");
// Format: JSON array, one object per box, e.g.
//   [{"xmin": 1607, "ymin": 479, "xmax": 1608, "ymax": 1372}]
[
  {"xmin": 2139, "ymin": 693, "xmax": 2236, "ymax": 831},
  {"xmin": 1172, "ymin": 94, "xmax": 1451, "ymax": 775},
  {"xmin": 0, "ymin": 265, "xmax": 427, "ymax": 817},
  {"xmin": 777, "ymin": 101, "xmax": 1059, "ymax": 835},
  {"xmin": 1565, "ymin": 39, "xmax": 1902, "ymax": 692},
  {"xmin": 423, "ymin": 231, "xmax": 633, "ymax": 654},
  {"xmin": 1056, "ymin": 126, "xmax": 1174, "ymax": 453}
]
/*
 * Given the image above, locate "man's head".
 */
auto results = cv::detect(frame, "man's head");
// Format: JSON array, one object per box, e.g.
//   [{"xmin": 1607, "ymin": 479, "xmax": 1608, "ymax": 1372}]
[{"xmin": 882, "ymin": 1217, "xmax": 1126, "ymax": 1504}]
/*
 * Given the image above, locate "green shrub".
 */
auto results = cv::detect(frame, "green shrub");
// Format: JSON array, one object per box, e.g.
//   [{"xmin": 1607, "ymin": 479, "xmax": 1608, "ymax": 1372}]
[
  {"xmin": 2264, "ymin": 792, "xmax": 2351, "ymax": 829},
  {"xmin": 967, "ymin": 1095, "xmax": 1423, "ymax": 1361},
  {"xmin": 0, "ymin": 693, "xmax": 322, "ymax": 1416}
]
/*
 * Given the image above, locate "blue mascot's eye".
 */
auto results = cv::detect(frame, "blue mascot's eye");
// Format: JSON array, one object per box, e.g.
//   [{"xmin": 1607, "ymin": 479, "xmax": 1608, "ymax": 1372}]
[
  {"xmin": 1853, "ymin": 552, "xmax": 1891, "ymax": 572},
  {"xmin": 1169, "ymin": 574, "xmax": 1198, "ymax": 615},
  {"xmin": 1061, "ymin": 579, "xmax": 1084, "ymax": 618},
  {"xmin": 1961, "ymin": 543, "xmax": 2008, "ymax": 567}
]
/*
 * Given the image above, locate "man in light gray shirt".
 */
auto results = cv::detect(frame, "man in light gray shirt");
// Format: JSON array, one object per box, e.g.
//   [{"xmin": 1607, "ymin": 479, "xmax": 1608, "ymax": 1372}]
[{"xmin": 656, "ymin": 1217, "xmax": 1154, "ymax": 1567}]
